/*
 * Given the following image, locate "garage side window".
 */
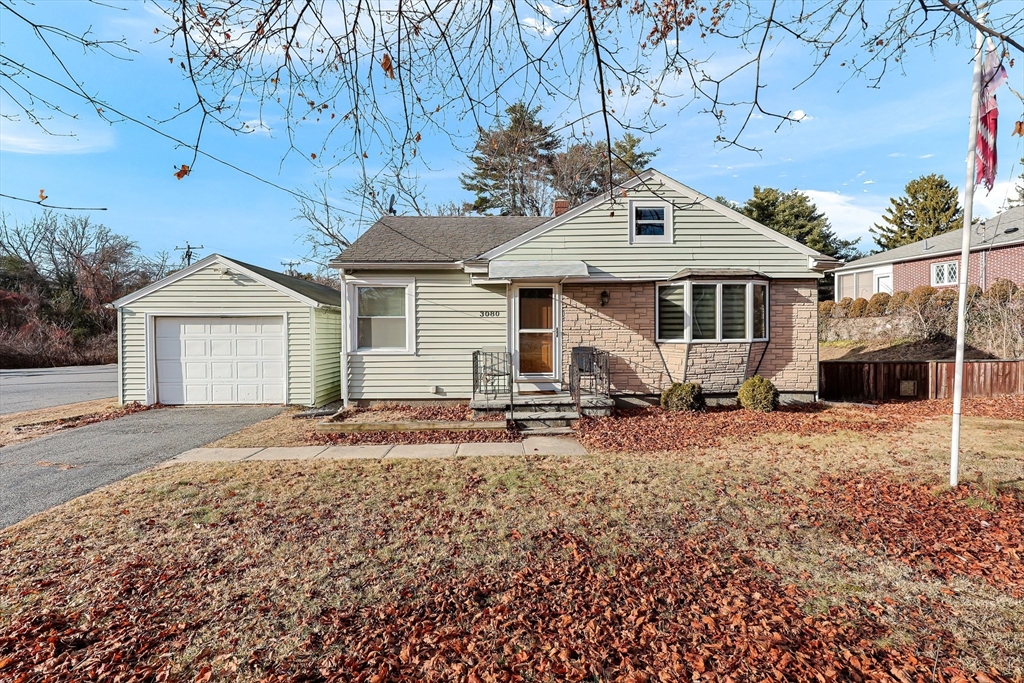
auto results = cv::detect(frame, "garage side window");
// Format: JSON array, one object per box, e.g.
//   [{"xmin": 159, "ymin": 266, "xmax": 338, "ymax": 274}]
[{"xmin": 349, "ymin": 279, "xmax": 415, "ymax": 354}]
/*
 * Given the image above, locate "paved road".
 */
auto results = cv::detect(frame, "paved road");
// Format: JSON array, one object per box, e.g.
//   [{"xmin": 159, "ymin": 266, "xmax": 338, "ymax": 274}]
[
  {"xmin": 0, "ymin": 365, "xmax": 118, "ymax": 415},
  {"xmin": 0, "ymin": 405, "xmax": 282, "ymax": 530}
]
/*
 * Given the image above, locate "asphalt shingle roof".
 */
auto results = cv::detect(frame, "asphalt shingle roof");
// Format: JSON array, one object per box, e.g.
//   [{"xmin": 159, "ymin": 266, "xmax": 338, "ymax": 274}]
[
  {"xmin": 331, "ymin": 216, "xmax": 551, "ymax": 264},
  {"xmin": 839, "ymin": 206, "xmax": 1024, "ymax": 270},
  {"xmin": 228, "ymin": 257, "xmax": 341, "ymax": 307}
]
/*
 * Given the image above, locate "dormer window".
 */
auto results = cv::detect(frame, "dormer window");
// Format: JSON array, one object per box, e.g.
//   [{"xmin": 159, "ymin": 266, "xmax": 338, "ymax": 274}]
[{"xmin": 629, "ymin": 200, "xmax": 672, "ymax": 244}]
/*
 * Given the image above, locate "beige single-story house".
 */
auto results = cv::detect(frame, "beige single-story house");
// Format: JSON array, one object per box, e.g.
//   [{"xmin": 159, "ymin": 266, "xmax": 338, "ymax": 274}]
[
  {"xmin": 332, "ymin": 169, "xmax": 838, "ymax": 406},
  {"xmin": 112, "ymin": 255, "xmax": 342, "ymax": 407}
]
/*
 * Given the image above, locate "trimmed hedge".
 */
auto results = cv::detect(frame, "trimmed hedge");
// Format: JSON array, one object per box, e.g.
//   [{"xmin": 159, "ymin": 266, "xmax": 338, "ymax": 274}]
[
  {"xmin": 660, "ymin": 382, "xmax": 706, "ymax": 412},
  {"xmin": 987, "ymin": 278, "xmax": 1019, "ymax": 304},
  {"xmin": 865, "ymin": 292, "xmax": 891, "ymax": 317},
  {"xmin": 738, "ymin": 375, "xmax": 779, "ymax": 413},
  {"xmin": 818, "ymin": 300, "xmax": 836, "ymax": 318},
  {"xmin": 886, "ymin": 291, "xmax": 910, "ymax": 314},
  {"xmin": 849, "ymin": 297, "xmax": 869, "ymax": 318}
]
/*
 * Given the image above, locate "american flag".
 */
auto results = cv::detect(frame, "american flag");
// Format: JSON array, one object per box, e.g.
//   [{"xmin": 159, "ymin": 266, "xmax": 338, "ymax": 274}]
[{"xmin": 976, "ymin": 40, "xmax": 1007, "ymax": 193}]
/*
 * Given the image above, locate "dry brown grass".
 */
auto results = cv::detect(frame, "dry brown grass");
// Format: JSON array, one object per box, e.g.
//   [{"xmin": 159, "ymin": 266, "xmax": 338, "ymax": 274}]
[
  {"xmin": 205, "ymin": 407, "xmax": 317, "ymax": 448},
  {"xmin": 0, "ymin": 398, "xmax": 120, "ymax": 447},
  {"xmin": 1, "ymin": 416, "xmax": 1022, "ymax": 680}
]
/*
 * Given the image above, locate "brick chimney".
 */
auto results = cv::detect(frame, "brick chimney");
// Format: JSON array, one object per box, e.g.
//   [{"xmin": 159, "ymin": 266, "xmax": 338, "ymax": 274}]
[{"xmin": 553, "ymin": 199, "xmax": 570, "ymax": 217}]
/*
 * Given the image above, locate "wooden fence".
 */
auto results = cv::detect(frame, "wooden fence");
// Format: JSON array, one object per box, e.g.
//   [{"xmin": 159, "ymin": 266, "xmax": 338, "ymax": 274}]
[{"xmin": 819, "ymin": 360, "xmax": 1024, "ymax": 402}]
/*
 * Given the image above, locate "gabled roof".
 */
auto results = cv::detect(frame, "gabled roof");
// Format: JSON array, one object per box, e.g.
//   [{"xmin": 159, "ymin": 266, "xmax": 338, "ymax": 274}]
[
  {"xmin": 330, "ymin": 216, "xmax": 550, "ymax": 266},
  {"xmin": 112, "ymin": 254, "xmax": 341, "ymax": 309},
  {"xmin": 835, "ymin": 206, "xmax": 1024, "ymax": 271},
  {"xmin": 476, "ymin": 168, "xmax": 838, "ymax": 265}
]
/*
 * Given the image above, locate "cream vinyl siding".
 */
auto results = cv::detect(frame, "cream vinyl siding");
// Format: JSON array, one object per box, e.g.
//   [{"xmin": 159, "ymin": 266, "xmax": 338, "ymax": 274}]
[
  {"xmin": 499, "ymin": 186, "xmax": 814, "ymax": 279},
  {"xmin": 119, "ymin": 264, "xmax": 314, "ymax": 405},
  {"xmin": 313, "ymin": 306, "xmax": 343, "ymax": 405},
  {"xmin": 346, "ymin": 270, "xmax": 507, "ymax": 399}
]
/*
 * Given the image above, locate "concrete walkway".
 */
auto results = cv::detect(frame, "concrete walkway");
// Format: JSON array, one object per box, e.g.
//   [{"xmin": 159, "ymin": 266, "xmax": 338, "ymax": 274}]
[{"xmin": 168, "ymin": 436, "xmax": 587, "ymax": 463}]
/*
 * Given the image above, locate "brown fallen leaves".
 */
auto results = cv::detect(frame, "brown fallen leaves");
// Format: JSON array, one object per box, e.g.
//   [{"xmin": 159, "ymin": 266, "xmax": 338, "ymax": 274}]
[
  {"xmin": 7, "ymin": 401, "xmax": 156, "ymax": 440},
  {"xmin": 770, "ymin": 474, "xmax": 1024, "ymax": 599},
  {"xmin": 576, "ymin": 396, "xmax": 1024, "ymax": 453},
  {"xmin": 312, "ymin": 427, "xmax": 520, "ymax": 446}
]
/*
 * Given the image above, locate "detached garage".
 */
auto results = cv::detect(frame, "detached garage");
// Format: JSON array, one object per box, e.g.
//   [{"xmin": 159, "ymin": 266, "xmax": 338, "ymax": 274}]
[{"xmin": 113, "ymin": 254, "xmax": 342, "ymax": 407}]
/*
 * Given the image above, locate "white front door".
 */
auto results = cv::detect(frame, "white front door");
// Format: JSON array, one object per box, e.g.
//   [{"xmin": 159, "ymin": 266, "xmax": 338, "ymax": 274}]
[
  {"xmin": 512, "ymin": 285, "xmax": 561, "ymax": 382},
  {"xmin": 154, "ymin": 316, "xmax": 286, "ymax": 404}
]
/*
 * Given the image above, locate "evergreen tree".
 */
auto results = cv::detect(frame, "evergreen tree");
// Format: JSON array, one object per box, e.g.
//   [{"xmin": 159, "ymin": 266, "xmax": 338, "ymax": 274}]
[
  {"xmin": 739, "ymin": 187, "xmax": 861, "ymax": 261},
  {"xmin": 460, "ymin": 102, "xmax": 561, "ymax": 216},
  {"xmin": 870, "ymin": 173, "xmax": 963, "ymax": 250}
]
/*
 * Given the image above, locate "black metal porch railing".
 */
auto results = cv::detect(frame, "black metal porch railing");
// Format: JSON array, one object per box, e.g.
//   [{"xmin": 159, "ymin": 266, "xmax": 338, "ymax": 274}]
[
  {"xmin": 472, "ymin": 350, "xmax": 512, "ymax": 403},
  {"xmin": 569, "ymin": 346, "xmax": 611, "ymax": 412}
]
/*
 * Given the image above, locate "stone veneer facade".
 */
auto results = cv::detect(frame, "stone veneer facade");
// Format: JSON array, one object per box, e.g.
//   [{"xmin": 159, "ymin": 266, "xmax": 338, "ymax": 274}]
[{"xmin": 560, "ymin": 280, "xmax": 818, "ymax": 397}]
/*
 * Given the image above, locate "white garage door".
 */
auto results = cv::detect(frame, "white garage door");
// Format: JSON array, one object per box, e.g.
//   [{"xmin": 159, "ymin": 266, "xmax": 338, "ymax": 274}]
[{"xmin": 155, "ymin": 317, "xmax": 285, "ymax": 405}]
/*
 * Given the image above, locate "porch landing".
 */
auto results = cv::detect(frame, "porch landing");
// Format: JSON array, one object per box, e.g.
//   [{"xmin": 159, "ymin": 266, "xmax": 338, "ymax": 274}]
[{"xmin": 470, "ymin": 391, "xmax": 614, "ymax": 435}]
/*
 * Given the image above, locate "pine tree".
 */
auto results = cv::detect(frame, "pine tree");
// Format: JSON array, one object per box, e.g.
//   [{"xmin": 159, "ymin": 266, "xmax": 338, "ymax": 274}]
[
  {"xmin": 870, "ymin": 173, "xmax": 963, "ymax": 250},
  {"xmin": 460, "ymin": 102, "xmax": 561, "ymax": 216},
  {"xmin": 739, "ymin": 187, "xmax": 861, "ymax": 261}
]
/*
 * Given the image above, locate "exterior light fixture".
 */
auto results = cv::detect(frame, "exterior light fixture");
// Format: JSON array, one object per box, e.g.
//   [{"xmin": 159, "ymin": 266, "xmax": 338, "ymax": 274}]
[{"xmin": 600, "ymin": 290, "xmax": 610, "ymax": 307}]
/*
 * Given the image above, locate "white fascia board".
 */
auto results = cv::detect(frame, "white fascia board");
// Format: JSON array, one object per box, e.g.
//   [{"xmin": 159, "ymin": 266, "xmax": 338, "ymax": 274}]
[
  {"xmin": 477, "ymin": 168, "xmax": 830, "ymax": 264},
  {"xmin": 113, "ymin": 253, "xmax": 331, "ymax": 310}
]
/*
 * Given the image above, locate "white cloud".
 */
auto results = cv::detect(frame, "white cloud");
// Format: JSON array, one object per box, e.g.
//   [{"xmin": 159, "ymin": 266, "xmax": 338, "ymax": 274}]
[
  {"xmin": 520, "ymin": 17, "xmax": 554, "ymax": 36},
  {"xmin": 791, "ymin": 109, "xmax": 812, "ymax": 121},
  {"xmin": 920, "ymin": 153, "xmax": 935, "ymax": 159},
  {"xmin": 242, "ymin": 119, "xmax": 272, "ymax": 135},
  {"xmin": 802, "ymin": 189, "xmax": 888, "ymax": 242},
  {"xmin": 0, "ymin": 118, "xmax": 114, "ymax": 154},
  {"xmin": 863, "ymin": 179, "xmax": 875, "ymax": 185},
  {"xmin": 964, "ymin": 179, "xmax": 1019, "ymax": 218},
  {"xmin": 888, "ymin": 152, "xmax": 905, "ymax": 158}
]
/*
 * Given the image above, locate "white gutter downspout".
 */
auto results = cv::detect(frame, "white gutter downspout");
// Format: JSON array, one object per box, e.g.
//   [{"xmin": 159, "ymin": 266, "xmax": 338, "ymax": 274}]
[{"xmin": 339, "ymin": 268, "xmax": 350, "ymax": 409}]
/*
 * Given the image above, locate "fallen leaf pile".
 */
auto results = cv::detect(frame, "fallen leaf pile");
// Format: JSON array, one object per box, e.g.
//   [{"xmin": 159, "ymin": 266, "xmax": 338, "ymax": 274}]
[
  {"xmin": 311, "ymin": 426, "xmax": 520, "ymax": 446},
  {"xmin": 1, "ymin": 525, "xmax": 1011, "ymax": 682},
  {"xmin": 577, "ymin": 396, "xmax": 1024, "ymax": 453},
  {"xmin": 9, "ymin": 401, "xmax": 156, "ymax": 439},
  {"xmin": 773, "ymin": 475, "xmax": 1024, "ymax": 598},
  {"xmin": 334, "ymin": 403, "xmax": 505, "ymax": 423}
]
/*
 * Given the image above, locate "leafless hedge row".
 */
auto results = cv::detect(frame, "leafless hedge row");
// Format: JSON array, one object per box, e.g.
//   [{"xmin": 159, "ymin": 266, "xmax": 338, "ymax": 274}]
[{"xmin": 818, "ymin": 280, "xmax": 1024, "ymax": 359}]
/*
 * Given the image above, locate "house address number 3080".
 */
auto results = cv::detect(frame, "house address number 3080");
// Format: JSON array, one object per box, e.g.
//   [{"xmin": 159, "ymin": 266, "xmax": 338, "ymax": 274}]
[{"xmin": 479, "ymin": 311, "xmax": 501, "ymax": 317}]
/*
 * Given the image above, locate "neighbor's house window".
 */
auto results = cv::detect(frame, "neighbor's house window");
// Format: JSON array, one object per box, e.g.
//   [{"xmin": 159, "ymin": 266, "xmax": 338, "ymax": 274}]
[
  {"xmin": 657, "ymin": 282, "xmax": 769, "ymax": 343},
  {"xmin": 629, "ymin": 200, "xmax": 672, "ymax": 244},
  {"xmin": 837, "ymin": 271, "xmax": 873, "ymax": 300},
  {"xmin": 931, "ymin": 261, "xmax": 958, "ymax": 287},
  {"xmin": 348, "ymin": 279, "xmax": 415, "ymax": 353}
]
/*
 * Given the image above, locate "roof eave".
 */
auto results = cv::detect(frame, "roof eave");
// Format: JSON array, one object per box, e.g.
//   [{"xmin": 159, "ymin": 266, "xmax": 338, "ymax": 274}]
[{"xmin": 331, "ymin": 260, "xmax": 463, "ymax": 270}]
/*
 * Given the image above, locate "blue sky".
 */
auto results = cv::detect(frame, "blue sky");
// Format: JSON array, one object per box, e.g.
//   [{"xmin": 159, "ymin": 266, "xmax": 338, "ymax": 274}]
[{"xmin": 1, "ymin": 1, "xmax": 1022, "ymax": 272}]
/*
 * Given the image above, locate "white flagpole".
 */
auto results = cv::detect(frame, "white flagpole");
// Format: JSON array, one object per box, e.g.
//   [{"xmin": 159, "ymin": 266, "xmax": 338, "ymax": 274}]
[{"xmin": 950, "ymin": 17, "xmax": 987, "ymax": 488}]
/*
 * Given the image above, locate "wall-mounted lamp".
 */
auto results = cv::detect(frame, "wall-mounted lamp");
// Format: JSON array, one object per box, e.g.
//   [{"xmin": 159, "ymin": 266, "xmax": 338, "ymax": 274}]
[{"xmin": 600, "ymin": 290, "xmax": 610, "ymax": 307}]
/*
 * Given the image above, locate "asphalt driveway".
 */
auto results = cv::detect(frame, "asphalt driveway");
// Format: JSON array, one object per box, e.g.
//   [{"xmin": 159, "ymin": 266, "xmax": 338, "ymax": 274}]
[
  {"xmin": 0, "ymin": 365, "xmax": 118, "ymax": 415},
  {"xmin": 0, "ymin": 405, "xmax": 282, "ymax": 530}
]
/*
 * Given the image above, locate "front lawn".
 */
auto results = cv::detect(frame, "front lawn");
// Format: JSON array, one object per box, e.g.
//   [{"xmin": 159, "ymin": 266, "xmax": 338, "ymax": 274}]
[{"xmin": 1, "ymin": 406, "xmax": 1022, "ymax": 681}]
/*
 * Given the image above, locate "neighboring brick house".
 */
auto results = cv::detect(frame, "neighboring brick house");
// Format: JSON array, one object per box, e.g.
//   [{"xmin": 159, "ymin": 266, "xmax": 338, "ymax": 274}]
[
  {"xmin": 833, "ymin": 206, "xmax": 1024, "ymax": 300},
  {"xmin": 331, "ymin": 169, "xmax": 837, "ymax": 404}
]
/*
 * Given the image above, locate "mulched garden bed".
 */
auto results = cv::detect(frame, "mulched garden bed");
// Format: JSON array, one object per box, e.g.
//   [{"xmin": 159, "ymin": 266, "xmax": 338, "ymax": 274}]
[
  {"xmin": 576, "ymin": 396, "xmax": 1024, "ymax": 453},
  {"xmin": 309, "ymin": 403, "xmax": 517, "ymax": 444}
]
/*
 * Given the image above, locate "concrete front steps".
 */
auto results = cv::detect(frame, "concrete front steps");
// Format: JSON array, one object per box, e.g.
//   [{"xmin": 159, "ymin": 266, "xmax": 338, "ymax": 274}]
[{"xmin": 471, "ymin": 391, "xmax": 614, "ymax": 435}]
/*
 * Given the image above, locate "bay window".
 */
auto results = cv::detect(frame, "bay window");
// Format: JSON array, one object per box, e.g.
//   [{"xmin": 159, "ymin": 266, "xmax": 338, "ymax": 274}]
[{"xmin": 656, "ymin": 281, "xmax": 769, "ymax": 343}]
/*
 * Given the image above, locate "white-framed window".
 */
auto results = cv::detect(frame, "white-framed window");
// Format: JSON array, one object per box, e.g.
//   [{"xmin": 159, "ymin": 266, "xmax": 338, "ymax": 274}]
[
  {"xmin": 656, "ymin": 281, "xmax": 769, "ymax": 343},
  {"xmin": 931, "ymin": 261, "xmax": 958, "ymax": 286},
  {"xmin": 629, "ymin": 200, "xmax": 673, "ymax": 244},
  {"xmin": 346, "ymin": 277, "xmax": 416, "ymax": 354}
]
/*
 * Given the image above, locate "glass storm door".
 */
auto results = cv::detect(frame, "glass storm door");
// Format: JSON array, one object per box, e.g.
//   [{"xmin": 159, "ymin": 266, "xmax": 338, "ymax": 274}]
[{"xmin": 516, "ymin": 286, "xmax": 557, "ymax": 379}]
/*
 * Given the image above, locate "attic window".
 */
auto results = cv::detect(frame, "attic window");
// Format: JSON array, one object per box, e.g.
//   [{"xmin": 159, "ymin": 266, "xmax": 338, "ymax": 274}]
[{"xmin": 629, "ymin": 201, "xmax": 672, "ymax": 244}]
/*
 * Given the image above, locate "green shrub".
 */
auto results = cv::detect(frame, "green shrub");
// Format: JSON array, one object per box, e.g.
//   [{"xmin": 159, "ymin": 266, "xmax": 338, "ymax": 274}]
[
  {"xmin": 986, "ymin": 278, "xmax": 1019, "ymax": 304},
  {"xmin": 849, "ymin": 297, "xmax": 869, "ymax": 318},
  {"xmin": 738, "ymin": 375, "xmax": 779, "ymax": 412},
  {"xmin": 865, "ymin": 292, "xmax": 891, "ymax": 316},
  {"xmin": 907, "ymin": 285, "xmax": 937, "ymax": 310},
  {"xmin": 818, "ymin": 300, "xmax": 836, "ymax": 318},
  {"xmin": 833, "ymin": 297, "xmax": 853, "ymax": 318},
  {"xmin": 660, "ymin": 382, "xmax": 706, "ymax": 412},
  {"xmin": 886, "ymin": 291, "xmax": 910, "ymax": 314}
]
